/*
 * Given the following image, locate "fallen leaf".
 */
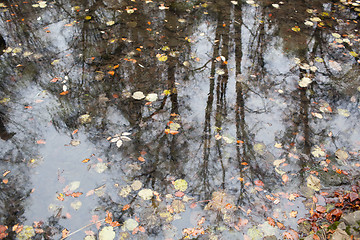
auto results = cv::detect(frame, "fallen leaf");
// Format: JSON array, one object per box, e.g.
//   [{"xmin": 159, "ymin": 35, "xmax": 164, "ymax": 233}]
[
  {"xmin": 173, "ymin": 179, "xmax": 188, "ymax": 192},
  {"xmin": 122, "ymin": 219, "xmax": 138, "ymax": 231},
  {"xmin": 138, "ymin": 189, "xmax": 153, "ymax": 200},
  {"xmin": 307, "ymin": 175, "xmax": 321, "ymax": 191},
  {"xmin": 132, "ymin": 91, "xmax": 145, "ymax": 100},
  {"xmin": 99, "ymin": 226, "xmax": 115, "ymax": 240}
]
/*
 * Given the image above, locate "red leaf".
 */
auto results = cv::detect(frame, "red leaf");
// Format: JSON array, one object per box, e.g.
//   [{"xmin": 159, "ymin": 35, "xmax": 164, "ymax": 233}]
[
  {"xmin": 254, "ymin": 180, "xmax": 264, "ymax": 187},
  {"xmin": 36, "ymin": 139, "xmax": 46, "ymax": 144}
]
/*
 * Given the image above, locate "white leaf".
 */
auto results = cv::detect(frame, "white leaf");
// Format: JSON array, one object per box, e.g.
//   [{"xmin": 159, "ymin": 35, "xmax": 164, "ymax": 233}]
[
  {"xmin": 120, "ymin": 136, "xmax": 131, "ymax": 141},
  {"xmin": 116, "ymin": 140, "xmax": 123, "ymax": 147},
  {"xmin": 338, "ymin": 108, "xmax": 350, "ymax": 117},
  {"xmin": 298, "ymin": 77, "xmax": 312, "ymax": 88},
  {"xmin": 68, "ymin": 181, "xmax": 80, "ymax": 191},
  {"xmin": 110, "ymin": 137, "xmax": 120, "ymax": 143},
  {"xmin": 99, "ymin": 226, "xmax": 115, "ymax": 240},
  {"xmin": 122, "ymin": 132, "xmax": 131, "ymax": 136},
  {"xmin": 95, "ymin": 163, "xmax": 108, "ymax": 173},
  {"xmin": 329, "ymin": 60, "xmax": 342, "ymax": 71},
  {"xmin": 70, "ymin": 200, "xmax": 82, "ymax": 210},
  {"xmin": 145, "ymin": 93, "xmax": 158, "ymax": 102},
  {"xmin": 138, "ymin": 189, "xmax": 153, "ymax": 200},
  {"xmin": 131, "ymin": 180, "xmax": 143, "ymax": 191},
  {"xmin": 132, "ymin": 91, "xmax": 145, "ymax": 100},
  {"xmin": 123, "ymin": 219, "xmax": 138, "ymax": 231},
  {"xmin": 311, "ymin": 145, "xmax": 325, "ymax": 158},
  {"xmin": 106, "ymin": 21, "xmax": 115, "ymax": 26},
  {"xmin": 216, "ymin": 69, "xmax": 225, "ymax": 75},
  {"xmin": 119, "ymin": 185, "xmax": 132, "ymax": 197},
  {"xmin": 307, "ymin": 175, "xmax": 321, "ymax": 191}
]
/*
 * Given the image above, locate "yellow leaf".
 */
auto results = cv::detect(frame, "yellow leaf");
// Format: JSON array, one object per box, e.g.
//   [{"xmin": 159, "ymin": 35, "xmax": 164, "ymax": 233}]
[
  {"xmin": 291, "ymin": 26, "xmax": 301, "ymax": 32},
  {"xmin": 173, "ymin": 179, "xmax": 188, "ymax": 192}
]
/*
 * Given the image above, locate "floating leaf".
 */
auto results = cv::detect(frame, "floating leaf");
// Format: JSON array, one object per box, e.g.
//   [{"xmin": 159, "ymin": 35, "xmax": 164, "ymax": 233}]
[
  {"xmin": 68, "ymin": 181, "xmax": 80, "ymax": 191},
  {"xmin": 106, "ymin": 21, "xmax": 115, "ymax": 26},
  {"xmin": 291, "ymin": 26, "xmax": 301, "ymax": 32},
  {"xmin": 337, "ymin": 108, "xmax": 350, "ymax": 117},
  {"xmin": 335, "ymin": 149, "xmax": 349, "ymax": 161},
  {"xmin": 311, "ymin": 145, "xmax": 325, "ymax": 158},
  {"xmin": 123, "ymin": 219, "xmax": 138, "ymax": 231},
  {"xmin": 70, "ymin": 139, "xmax": 81, "ymax": 146},
  {"xmin": 254, "ymin": 143, "xmax": 266, "ymax": 154},
  {"xmin": 332, "ymin": 33, "xmax": 341, "ymax": 38},
  {"xmin": 131, "ymin": 180, "xmax": 142, "ymax": 191},
  {"xmin": 216, "ymin": 69, "xmax": 225, "ymax": 75},
  {"xmin": 99, "ymin": 226, "xmax": 115, "ymax": 240},
  {"xmin": 132, "ymin": 91, "xmax": 145, "ymax": 100},
  {"xmin": 350, "ymin": 51, "xmax": 359, "ymax": 57},
  {"xmin": 171, "ymin": 199, "xmax": 186, "ymax": 213},
  {"xmin": 70, "ymin": 200, "xmax": 82, "ymax": 210},
  {"xmin": 95, "ymin": 163, "xmax": 108, "ymax": 173},
  {"xmin": 329, "ymin": 60, "xmax": 342, "ymax": 71},
  {"xmin": 116, "ymin": 140, "xmax": 123, "ymax": 148},
  {"xmin": 304, "ymin": 20, "xmax": 314, "ymax": 26},
  {"xmin": 145, "ymin": 93, "xmax": 158, "ymax": 102},
  {"xmin": 307, "ymin": 175, "xmax": 321, "ymax": 191},
  {"xmin": 79, "ymin": 114, "xmax": 91, "ymax": 124},
  {"xmin": 298, "ymin": 77, "xmax": 312, "ymax": 87},
  {"xmin": 273, "ymin": 159, "xmax": 286, "ymax": 168},
  {"xmin": 138, "ymin": 189, "xmax": 153, "ymax": 200},
  {"xmin": 173, "ymin": 179, "xmax": 188, "ymax": 192},
  {"xmin": 119, "ymin": 185, "xmax": 132, "ymax": 197},
  {"xmin": 156, "ymin": 54, "xmax": 168, "ymax": 62}
]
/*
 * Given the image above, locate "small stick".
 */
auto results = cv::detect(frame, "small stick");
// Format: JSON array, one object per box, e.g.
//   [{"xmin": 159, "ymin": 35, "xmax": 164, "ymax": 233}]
[{"xmin": 60, "ymin": 219, "xmax": 105, "ymax": 240}]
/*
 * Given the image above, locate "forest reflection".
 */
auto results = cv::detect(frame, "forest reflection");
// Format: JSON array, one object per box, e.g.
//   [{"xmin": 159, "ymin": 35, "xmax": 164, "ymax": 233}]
[{"xmin": 0, "ymin": 0, "xmax": 359, "ymax": 239}]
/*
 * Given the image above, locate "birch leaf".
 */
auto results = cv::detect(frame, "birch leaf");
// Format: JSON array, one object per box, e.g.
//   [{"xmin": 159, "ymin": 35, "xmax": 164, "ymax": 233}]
[
  {"xmin": 99, "ymin": 226, "xmax": 115, "ymax": 240},
  {"xmin": 307, "ymin": 175, "xmax": 321, "ymax": 191}
]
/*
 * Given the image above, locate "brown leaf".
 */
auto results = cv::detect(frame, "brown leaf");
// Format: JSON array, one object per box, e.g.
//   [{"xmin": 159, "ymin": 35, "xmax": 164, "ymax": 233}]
[
  {"xmin": 267, "ymin": 217, "xmax": 275, "ymax": 227},
  {"xmin": 349, "ymin": 192, "xmax": 359, "ymax": 202},
  {"xmin": 315, "ymin": 205, "xmax": 327, "ymax": 213},
  {"xmin": 326, "ymin": 208, "xmax": 342, "ymax": 222},
  {"xmin": 276, "ymin": 222, "xmax": 285, "ymax": 230},
  {"xmin": 0, "ymin": 225, "xmax": 8, "ymax": 239}
]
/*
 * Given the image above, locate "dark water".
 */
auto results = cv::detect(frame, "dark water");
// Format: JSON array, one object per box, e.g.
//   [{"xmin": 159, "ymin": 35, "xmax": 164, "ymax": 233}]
[{"xmin": 0, "ymin": 0, "xmax": 360, "ymax": 239}]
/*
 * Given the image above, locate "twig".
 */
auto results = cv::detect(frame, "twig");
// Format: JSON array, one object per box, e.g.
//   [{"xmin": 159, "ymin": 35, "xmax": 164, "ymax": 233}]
[{"xmin": 60, "ymin": 219, "xmax": 105, "ymax": 240}]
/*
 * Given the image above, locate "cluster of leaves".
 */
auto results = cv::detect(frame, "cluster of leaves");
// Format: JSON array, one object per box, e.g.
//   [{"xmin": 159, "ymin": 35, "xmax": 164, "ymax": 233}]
[{"xmin": 299, "ymin": 183, "xmax": 360, "ymax": 239}]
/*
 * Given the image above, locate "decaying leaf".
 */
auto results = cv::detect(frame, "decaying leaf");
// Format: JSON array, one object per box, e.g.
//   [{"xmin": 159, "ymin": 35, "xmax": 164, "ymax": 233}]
[
  {"xmin": 171, "ymin": 199, "xmax": 186, "ymax": 213},
  {"xmin": 307, "ymin": 175, "xmax": 321, "ymax": 191}
]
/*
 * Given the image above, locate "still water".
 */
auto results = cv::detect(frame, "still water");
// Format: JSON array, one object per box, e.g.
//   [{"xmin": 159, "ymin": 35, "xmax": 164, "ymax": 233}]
[{"xmin": 0, "ymin": 0, "xmax": 360, "ymax": 239}]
